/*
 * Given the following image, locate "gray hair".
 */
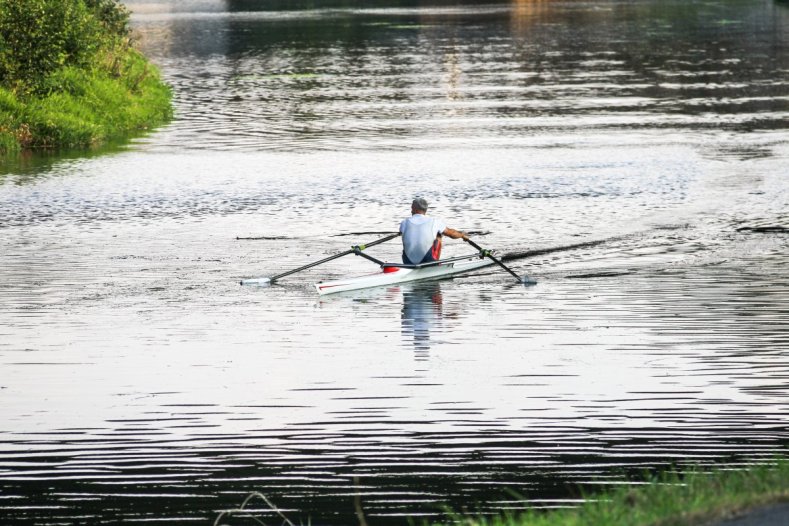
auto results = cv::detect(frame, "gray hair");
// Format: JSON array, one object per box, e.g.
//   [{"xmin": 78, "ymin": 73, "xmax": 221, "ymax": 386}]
[{"xmin": 412, "ymin": 197, "xmax": 428, "ymax": 212}]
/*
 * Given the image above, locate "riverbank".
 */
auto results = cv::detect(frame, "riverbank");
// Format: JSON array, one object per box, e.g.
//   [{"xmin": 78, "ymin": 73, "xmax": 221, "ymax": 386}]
[
  {"xmin": 0, "ymin": 0, "xmax": 171, "ymax": 153},
  {"xmin": 0, "ymin": 50, "xmax": 171, "ymax": 153},
  {"xmin": 452, "ymin": 460, "xmax": 789, "ymax": 526}
]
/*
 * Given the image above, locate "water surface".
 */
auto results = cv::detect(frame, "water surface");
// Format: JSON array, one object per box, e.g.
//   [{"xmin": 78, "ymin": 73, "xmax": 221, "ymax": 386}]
[{"xmin": 1, "ymin": 1, "xmax": 788, "ymax": 524}]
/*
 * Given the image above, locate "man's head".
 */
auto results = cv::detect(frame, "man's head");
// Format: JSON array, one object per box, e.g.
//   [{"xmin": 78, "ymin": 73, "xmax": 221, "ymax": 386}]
[{"xmin": 411, "ymin": 197, "xmax": 429, "ymax": 214}]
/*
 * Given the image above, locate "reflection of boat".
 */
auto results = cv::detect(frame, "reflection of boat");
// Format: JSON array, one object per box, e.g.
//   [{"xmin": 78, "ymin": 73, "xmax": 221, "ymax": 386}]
[
  {"xmin": 314, "ymin": 255, "xmax": 493, "ymax": 295},
  {"xmin": 315, "ymin": 281, "xmax": 454, "ymax": 353}
]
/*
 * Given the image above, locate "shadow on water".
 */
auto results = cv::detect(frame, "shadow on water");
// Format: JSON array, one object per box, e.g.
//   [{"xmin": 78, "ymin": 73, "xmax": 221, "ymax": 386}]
[
  {"xmin": 2, "ymin": 423, "xmax": 783, "ymax": 525},
  {"xmin": 0, "ymin": 143, "xmax": 131, "ymax": 182}
]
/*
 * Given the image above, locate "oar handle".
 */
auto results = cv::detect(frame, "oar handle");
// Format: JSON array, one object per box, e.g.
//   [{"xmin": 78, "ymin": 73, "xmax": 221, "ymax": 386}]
[{"xmin": 465, "ymin": 238, "xmax": 485, "ymax": 253}]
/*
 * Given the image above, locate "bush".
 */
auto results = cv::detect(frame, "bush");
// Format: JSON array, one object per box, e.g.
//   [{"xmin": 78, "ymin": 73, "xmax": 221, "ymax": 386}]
[
  {"xmin": 0, "ymin": 0, "xmax": 172, "ymax": 152},
  {"xmin": 0, "ymin": 0, "xmax": 105, "ymax": 90}
]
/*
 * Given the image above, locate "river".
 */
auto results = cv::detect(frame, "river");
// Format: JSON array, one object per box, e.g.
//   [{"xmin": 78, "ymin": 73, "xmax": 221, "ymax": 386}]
[{"xmin": 1, "ymin": 0, "xmax": 788, "ymax": 524}]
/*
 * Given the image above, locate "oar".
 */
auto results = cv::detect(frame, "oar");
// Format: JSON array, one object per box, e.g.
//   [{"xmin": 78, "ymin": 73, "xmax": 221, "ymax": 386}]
[
  {"xmin": 241, "ymin": 232, "xmax": 401, "ymax": 286},
  {"xmin": 465, "ymin": 238, "xmax": 536, "ymax": 285}
]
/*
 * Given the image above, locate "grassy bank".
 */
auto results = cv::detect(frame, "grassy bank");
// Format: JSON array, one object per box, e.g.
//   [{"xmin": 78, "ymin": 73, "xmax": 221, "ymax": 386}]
[
  {"xmin": 0, "ymin": 0, "xmax": 172, "ymax": 153},
  {"xmin": 446, "ymin": 460, "xmax": 789, "ymax": 526}
]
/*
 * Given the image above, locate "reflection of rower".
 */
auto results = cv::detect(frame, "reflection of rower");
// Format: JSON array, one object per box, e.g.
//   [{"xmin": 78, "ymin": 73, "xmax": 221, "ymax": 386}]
[{"xmin": 401, "ymin": 281, "xmax": 443, "ymax": 354}]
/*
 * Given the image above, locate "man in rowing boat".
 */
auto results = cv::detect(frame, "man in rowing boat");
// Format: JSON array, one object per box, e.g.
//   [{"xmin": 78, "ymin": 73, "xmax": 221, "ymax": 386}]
[{"xmin": 400, "ymin": 197, "xmax": 469, "ymax": 265}]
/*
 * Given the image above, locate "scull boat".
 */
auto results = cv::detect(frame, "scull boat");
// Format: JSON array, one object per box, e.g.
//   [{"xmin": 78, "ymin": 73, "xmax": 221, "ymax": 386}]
[
  {"xmin": 314, "ymin": 255, "xmax": 494, "ymax": 295},
  {"xmin": 240, "ymin": 232, "xmax": 534, "ymax": 293}
]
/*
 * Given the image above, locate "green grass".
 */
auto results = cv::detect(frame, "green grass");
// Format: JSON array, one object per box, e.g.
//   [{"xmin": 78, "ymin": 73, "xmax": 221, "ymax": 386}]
[
  {"xmin": 0, "ymin": 47, "xmax": 172, "ymax": 153},
  {"xmin": 439, "ymin": 460, "xmax": 789, "ymax": 526}
]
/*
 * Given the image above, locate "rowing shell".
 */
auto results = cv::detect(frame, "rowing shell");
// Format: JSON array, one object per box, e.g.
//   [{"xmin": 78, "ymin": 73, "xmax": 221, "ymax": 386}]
[{"xmin": 314, "ymin": 257, "xmax": 494, "ymax": 295}]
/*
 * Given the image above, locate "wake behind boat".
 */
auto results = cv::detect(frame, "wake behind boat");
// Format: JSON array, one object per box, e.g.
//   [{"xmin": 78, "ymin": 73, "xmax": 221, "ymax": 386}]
[{"xmin": 240, "ymin": 232, "xmax": 535, "ymax": 294}]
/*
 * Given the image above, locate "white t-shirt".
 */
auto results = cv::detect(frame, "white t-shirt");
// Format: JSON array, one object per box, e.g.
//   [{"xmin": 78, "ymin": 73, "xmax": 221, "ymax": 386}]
[{"xmin": 399, "ymin": 214, "xmax": 447, "ymax": 264}]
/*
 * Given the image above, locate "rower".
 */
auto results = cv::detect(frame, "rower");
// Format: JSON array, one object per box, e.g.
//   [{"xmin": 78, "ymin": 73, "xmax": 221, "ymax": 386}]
[{"xmin": 399, "ymin": 197, "xmax": 469, "ymax": 265}]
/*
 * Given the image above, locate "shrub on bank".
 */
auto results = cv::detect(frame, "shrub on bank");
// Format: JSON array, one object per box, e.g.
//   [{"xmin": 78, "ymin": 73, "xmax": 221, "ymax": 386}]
[{"xmin": 0, "ymin": 0, "xmax": 172, "ymax": 153}]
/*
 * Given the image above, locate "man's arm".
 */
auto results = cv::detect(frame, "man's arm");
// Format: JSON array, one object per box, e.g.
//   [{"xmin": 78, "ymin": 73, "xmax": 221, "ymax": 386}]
[{"xmin": 442, "ymin": 227, "xmax": 469, "ymax": 241}]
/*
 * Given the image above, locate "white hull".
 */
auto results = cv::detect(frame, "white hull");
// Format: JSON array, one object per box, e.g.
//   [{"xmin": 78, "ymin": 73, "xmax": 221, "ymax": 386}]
[{"xmin": 314, "ymin": 257, "xmax": 493, "ymax": 295}]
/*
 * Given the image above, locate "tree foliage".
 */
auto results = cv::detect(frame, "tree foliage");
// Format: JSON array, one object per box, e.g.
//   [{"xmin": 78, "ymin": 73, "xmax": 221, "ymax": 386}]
[
  {"xmin": 84, "ymin": 0, "xmax": 130, "ymax": 37},
  {"xmin": 0, "ymin": 0, "xmax": 130, "ymax": 91},
  {"xmin": 0, "ymin": 0, "xmax": 171, "ymax": 153}
]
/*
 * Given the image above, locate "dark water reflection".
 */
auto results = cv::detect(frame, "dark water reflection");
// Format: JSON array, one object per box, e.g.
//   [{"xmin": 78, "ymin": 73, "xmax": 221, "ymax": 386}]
[
  {"xmin": 120, "ymin": 0, "xmax": 789, "ymax": 153},
  {"xmin": 0, "ymin": 0, "xmax": 788, "ymax": 524}
]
